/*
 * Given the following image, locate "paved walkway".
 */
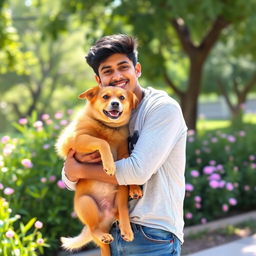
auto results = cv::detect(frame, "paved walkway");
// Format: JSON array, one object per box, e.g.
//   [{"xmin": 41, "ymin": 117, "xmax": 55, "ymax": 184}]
[
  {"xmin": 186, "ymin": 233, "xmax": 256, "ymax": 256},
  {"xmin": 59, "ymin": 233, "xmax": 256, "ymax": 256}
]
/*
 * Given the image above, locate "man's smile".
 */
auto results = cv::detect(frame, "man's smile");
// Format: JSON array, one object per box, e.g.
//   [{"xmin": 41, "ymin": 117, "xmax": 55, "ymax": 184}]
[{"xmin": 109, "ymin": 79, "xmax": 129, "ymax": 88}]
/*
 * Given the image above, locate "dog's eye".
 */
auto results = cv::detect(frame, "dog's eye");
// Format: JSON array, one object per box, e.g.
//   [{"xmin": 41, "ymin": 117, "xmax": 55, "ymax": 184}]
[
  {"xmin": 119, "ymin": 95, "xmax": 125, "ymax": 100},
  {"xmin": 103, "ymin": 95, "xmax": 110, "ymax": 100}
]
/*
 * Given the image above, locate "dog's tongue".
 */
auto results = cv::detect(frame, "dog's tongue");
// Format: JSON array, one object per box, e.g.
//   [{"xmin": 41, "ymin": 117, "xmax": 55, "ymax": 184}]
[{"xmin": 109, "ymin": 110, "xmax": 119, "ymax": 117}]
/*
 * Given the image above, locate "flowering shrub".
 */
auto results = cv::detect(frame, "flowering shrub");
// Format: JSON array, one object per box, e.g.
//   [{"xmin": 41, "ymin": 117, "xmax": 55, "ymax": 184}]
[
  {"xmin": 0, "ymin": 111, "xmax": 256, "ymax": 253},
  {"xmin": 185, "ymin": 127, "xmax": 256, "ymax": 226},
  {"xmin": 0, "ymin": 197, "xmax": 48, "ymax": 255},
  {"xmin": 0, "ymin": 111, "xmax": 81, "ymax": 254}
]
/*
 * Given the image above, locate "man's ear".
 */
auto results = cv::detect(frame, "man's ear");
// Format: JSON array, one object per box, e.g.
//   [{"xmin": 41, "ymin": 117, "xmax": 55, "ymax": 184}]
[{"xmin": 79, "ymin": 86, "xmax": 99, "ymax": 100}]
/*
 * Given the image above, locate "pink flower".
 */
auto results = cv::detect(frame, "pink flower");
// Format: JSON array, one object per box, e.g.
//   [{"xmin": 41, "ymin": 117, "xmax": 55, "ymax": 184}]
[
  {"xmin": 37, "ymin": 238, "xmax": 44, "ymax": 244},
  {"xmin": 211, "ymin": 137, "xmax": 218, "ymax": 143},
  {"xmin": 6, "ymin": 230, "xmax": 15, "ymax": 238},
  {"xmin": 35, "ymin": 221, "xmax": 43, "ymax": 229},
  {"xmin": 60, "ymin": 120, "xmax": 68, "ymax": 126},
  {"xmin": 18, "ymin": 118, "xmax": 28, "ymax": 125},
  {"xmin": 55, "ymin": 112, "xmax": 63, "ymax": 119},
  {"xmin": 229, "ymin": 198, "xmax": 237, "ymax": 206},
  {"xmin": 57, "ymin": 180, "xmax": 66, "ymax": 189},
  {"xmin": 185, "ymin": 212, "xmax": 193, "ymax": 219},
  {"xmin": 222, "ymin": 204, "xmax": 229, "ymax": 212},
  {"xmin": 239, "ymin": 130, "xmax": 246, "ymax": 137},
  {"xmin": 194, "ymin": 196, "xmax": 202, "ymax": 202},
  {"xmin": 209, "ymin": 160, "xmax": 216, "ymax": 166},
  {"xmin": 4, "ymin": 187, "xmax": 15, "ymax": 195},
  {"xmin": 49, "ymin": 175, "xmax": 56, "ymax": 182},
  {"xmin": 41, "ymin": 177, "xmax": 47, "ymax": 183},
  {"xmin": 191, "ymin": 170, "xmax": 199, "ymax": 177},
  {"xmin": 21, "ymin": 159, "xmax": 33, "ymax": 168},
  {"xmin": 1, "ymin": 136, "xmax": 10, "ymax": 143},
  {"xmin": 226, "ymin": 182, "xmax": 234, "ymax": 191},
  {"xmin": 218, "ymin": 180, "xmax": 226, "ymax": 188},
  {"xmin": 187, "ymin": 130, "xmax": 195, "ymax": 136},
  {"xmin": 227, "ymin": 135, "xmax": 236, "ymax": 143},
  {"xmin": 209, "ymin": 180, "xmax": 219, "ymax": 189},
  {"xmin": 71, "ymin": 211, "xmax": 77, "ymax": 218},
  {"xmin": 209, "ymin": 173, "xmax": 221, "ymax": 181},
  {"xmin": 203, "ymin": 166, "xmax": 216, "ymax": 175},
  {"xmin": 0, "ymin": 183, "xmax": 4, "ymax": 190},
  {"xmin": 185, "ymin": 183, "xmax": 194, "ymax": 192},
  {"xmin": 67, "ymin": 109, "xmax": 73, "ymax": 115},
  {"xmin": 41, "ymin": 114, "xmax": 50, "ymax": 120},
  {"xmin": 244, "ymin": 185, "xmax": 250, "ymax": 191}
]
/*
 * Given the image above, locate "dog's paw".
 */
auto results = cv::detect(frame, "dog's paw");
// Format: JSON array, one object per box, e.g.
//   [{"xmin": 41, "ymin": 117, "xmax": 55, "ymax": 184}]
[
  {"xmin": 129, "ymin": 185, "xmax": 143, "ymax": 199},
  {"xmin": 103, "ymin": 161, "xmax": 116, "ymax": 176},
  {"xmin": 100, "ymin": 233, "xmax": 114, "ymax": 244},
  {"xmin": 121, "ymin": 228, "xmax": 134, "ymax": 242}
]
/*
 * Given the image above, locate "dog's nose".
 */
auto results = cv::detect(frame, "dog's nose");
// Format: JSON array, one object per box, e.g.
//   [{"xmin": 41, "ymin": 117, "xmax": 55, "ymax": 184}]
[{"xmin": 111, "ymin": 101, "xmax": 119, "ymax": 108}]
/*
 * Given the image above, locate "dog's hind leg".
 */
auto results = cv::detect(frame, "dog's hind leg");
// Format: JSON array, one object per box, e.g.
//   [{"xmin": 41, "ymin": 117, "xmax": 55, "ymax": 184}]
[{"xmin": 75, "ymin": 195, "xmax": 114, "ymax": 245}]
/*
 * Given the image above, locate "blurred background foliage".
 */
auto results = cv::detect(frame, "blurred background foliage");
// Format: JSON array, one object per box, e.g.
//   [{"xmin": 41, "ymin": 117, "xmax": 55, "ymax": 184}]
[{"xmin": 0, "ymin": 0, "xmax": 256, "ymax": 132}]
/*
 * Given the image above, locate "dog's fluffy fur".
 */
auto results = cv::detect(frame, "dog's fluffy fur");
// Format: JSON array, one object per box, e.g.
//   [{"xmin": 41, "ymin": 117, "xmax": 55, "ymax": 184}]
[{"xmin": 56, "ymin": 86, "xmax": 142, "ymax": 256}]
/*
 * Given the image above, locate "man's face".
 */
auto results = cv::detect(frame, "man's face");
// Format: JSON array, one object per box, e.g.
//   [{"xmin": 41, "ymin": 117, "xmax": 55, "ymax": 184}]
[{"xmin": 95, "ymin": 53, "xmax": 141, "ymax": 92}]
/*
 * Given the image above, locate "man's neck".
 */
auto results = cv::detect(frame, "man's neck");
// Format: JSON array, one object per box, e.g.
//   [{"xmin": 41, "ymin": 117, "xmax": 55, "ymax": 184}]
[{"xmin": 134, "ymin": 85, "xmax": 144, "ymax": 103}]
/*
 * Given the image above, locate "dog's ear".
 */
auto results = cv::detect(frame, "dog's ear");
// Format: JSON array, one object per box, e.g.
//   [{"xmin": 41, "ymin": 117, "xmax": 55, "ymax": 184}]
[
  {"xmin": 128, "ymin": 91, "xmax": 139, "ymax": 109},
  {"xmin": 79, "ymin": 86, "xmax": 99, "ymax": 100}
]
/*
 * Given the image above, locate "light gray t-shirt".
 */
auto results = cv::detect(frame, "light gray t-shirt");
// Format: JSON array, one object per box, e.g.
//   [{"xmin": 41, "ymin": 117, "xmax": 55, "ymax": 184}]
[{"xmin": 62, "ymin": 87, "xmax": 187, "ymax": 243}]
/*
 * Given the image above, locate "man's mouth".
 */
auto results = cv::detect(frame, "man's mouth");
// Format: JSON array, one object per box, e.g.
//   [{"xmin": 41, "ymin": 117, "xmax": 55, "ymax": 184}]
[
  {"xmin": 109, "ymin": 80, "xmax": 128, "ymax": 88},
  {"xmin": 103, "ymin": 110, "xmax": 122, "ymax": 119}
]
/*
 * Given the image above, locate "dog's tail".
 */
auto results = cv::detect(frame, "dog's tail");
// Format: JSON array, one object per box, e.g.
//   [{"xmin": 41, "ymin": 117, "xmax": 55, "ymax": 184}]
[{"xmin": 61, "ymin": 226, "xmax": 92, "ymax": 251}]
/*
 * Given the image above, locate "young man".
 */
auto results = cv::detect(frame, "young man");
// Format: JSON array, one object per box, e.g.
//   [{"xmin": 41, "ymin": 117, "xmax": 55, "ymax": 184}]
[{"xmin": 62, "ymin": 34, "xmax": 187, "ymax": 256}]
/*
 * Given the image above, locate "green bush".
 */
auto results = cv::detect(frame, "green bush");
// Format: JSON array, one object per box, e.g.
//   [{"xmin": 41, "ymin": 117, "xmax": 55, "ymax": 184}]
[
  {"xmin": 185, "ymin": 127, "xmax": 256, "ymax": 225},
  {"xmin": 0, "ymin": 197, "xmax": 48, "ymax": 255},
  {"xmin": 0, "ymin": 112, "xmax": 256, "ymax": 254}
]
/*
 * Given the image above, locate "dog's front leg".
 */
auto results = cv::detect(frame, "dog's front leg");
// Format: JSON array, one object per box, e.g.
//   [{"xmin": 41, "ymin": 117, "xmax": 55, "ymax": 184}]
[{"xmin": 74, "ymin": 134, "xmax": 115, "ymax": 175}]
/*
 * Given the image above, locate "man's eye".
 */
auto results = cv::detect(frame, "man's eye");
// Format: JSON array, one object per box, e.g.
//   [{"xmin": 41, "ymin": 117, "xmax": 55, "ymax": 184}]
[
  {"xmin": 120, "ymin": 66, "xmax": 129, "ymax": 70},
  {"xmin": 119, "ymin": 95, "xmax": 125, "ymax": 100},
  {"xmin": 103, "ymin": 95, "xmax": 110, "ymax": 100},
  {"xmin": 104, "ymin": 70, "xmax": 112, "ymax": 75}
]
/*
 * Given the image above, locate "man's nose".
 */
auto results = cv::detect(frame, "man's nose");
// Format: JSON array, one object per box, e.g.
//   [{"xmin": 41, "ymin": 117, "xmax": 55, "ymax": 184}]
[{"xmin": 112, "ymin": 70, "xmax": 123, "ymax": 80}]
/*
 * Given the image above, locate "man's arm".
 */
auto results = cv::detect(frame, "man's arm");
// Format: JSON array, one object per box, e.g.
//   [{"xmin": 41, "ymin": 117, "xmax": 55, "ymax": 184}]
[{"xmin": 63, "ymin": 150, "xmax": 118, "ymax": 186}]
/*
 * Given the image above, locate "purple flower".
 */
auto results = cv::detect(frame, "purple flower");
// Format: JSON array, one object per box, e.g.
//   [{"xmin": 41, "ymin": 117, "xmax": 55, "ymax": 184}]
[
  {"xmin": 229, "ymin": 198, "xmax": 237, "ymax": 206},
  {"xmin": 194, "ymin": 196, "xmax": 202, "ymax": 202},
  {"xmin": 37, "ymin": 238, "xmax": 44, "ymax": 244},
  {"xmin": 49, "ymin": 175, "xmax": 56, "ymax": 182},
  {"xmin": 201, "ymin": 218, "xmax": 207, "ymax": 224},
  {"xmin": 57, "ymin": 180, "xmax": 66, "ymax": 189},
  {"xmin": 191, "ymin": 170, "xmax": 199, "ymax": 177},
  {"xmin": 185, "ymin": 212, "xmax": 193, "ymax": 219},
  {"xmin": 209, "ymin": 160, "xmax": 216, "ymax": 166},
  {"xmin": 18, "ymin": 118, "xmax": 28, "ymax": 125},
  {"xmin": 60, "ymin": 120, "xmax": 68, "ymax": 126},
  {"xmin": 209, "ymin": 173, "xmax": 221, "ymax": 181},
  {"xmin": 239, "ymin": 130, "xmax": 246, "ymax": 137},
  {"xmin": 209, "ymin": 180, "xmax": 219, "ymax": 189},
  {"xmin": 203, "ymin": 166, "xmax": 216, "ymax": 175},
  {"xmin": 4, "ymin": 187, "xmax": 14, "ymax": 195},
  {"xmin": 21, "ymin": 159, "xmax": 33, "ymax": 168},
  {"xmin": 55, "ymin": 112, "xmax": 63, "ymax": 119},
  {"xmin": 211, "ymin": 137, "xmax": 218, "ymax": 143},
  {"xmin": 1, "ymin": 136, "xmax": 10, "ymax": 144},
  {"xmin": 227, "ymin": 135, "xmax": 236, "ymax": 143},
  {"xmin": 226, "ymin": 182, "xmax": 234, "ymax": 191},
  {"xmin": 185, "ymin": 183, "xmax": 194, "ymax": 192},
  {"xmin": 43, "ymin": 144, "xmax": 50, "ymax": 150}
]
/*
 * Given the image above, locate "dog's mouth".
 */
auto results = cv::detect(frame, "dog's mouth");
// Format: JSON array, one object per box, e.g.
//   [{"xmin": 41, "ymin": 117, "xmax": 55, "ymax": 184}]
[{"xmin": 103, "ymin": 110, "xmax": 122, "ymax": 119}]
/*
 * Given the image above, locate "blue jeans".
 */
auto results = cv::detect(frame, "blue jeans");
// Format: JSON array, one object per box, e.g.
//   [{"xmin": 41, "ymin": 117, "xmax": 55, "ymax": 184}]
[{"xmin": 110, "ymin": 222, "xmax": 181, "ymax": 256}]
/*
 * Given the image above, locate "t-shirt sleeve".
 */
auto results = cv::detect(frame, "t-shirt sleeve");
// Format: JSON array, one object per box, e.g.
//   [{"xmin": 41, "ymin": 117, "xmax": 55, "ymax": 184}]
[{"xmin": 115, "ymin": 102, "xmax": 187, "ymax": 185}]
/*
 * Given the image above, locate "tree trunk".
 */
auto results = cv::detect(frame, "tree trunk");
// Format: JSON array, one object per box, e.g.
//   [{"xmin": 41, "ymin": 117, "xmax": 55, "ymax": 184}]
[{"xmin": 181, "ymin": 59, "xmax": 204, "ymax": 130}]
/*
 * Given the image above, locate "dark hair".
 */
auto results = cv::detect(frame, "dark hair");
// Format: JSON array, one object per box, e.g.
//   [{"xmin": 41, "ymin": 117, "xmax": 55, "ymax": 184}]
[{"xmin": 85, "ymin": 34, "xmax": 138, "ymax": 75}]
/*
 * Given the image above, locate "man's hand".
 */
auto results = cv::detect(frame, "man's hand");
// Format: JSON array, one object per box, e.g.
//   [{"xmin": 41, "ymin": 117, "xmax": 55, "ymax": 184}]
[
  {"xmin": 63, "ymin": 150, "xmax": 101, "ymax": 182},
  {"xmin": 74, "ymin": 150, "xmax": 101, "ymax": 163}
]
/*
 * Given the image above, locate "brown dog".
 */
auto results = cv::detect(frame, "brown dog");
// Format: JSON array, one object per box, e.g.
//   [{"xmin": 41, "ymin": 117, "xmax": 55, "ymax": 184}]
[{"xmin": 56, "ymin": 85, "xmax": 142, "ymax": 256}]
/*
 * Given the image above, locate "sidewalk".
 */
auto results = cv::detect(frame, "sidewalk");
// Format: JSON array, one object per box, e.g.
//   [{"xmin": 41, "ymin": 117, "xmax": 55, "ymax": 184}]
[
  {"xmin": 59, "ymin": 233, "xmax": 256, "ymax": 256},
  {"xmin": 186, "ymin": 233, "xmax": 256, "ymax": 256}
]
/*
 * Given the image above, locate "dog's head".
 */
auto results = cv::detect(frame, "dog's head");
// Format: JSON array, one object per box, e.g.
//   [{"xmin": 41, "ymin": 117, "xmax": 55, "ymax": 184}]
[{"xmin": 79, "ymin": 86, "xmax": 138, "ymax": 127}]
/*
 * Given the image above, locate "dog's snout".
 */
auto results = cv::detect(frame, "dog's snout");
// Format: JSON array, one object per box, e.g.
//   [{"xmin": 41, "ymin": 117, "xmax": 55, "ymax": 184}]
[{"xmin": 111, "ymin": 101, "xmax": 119, "ymax": 108}]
